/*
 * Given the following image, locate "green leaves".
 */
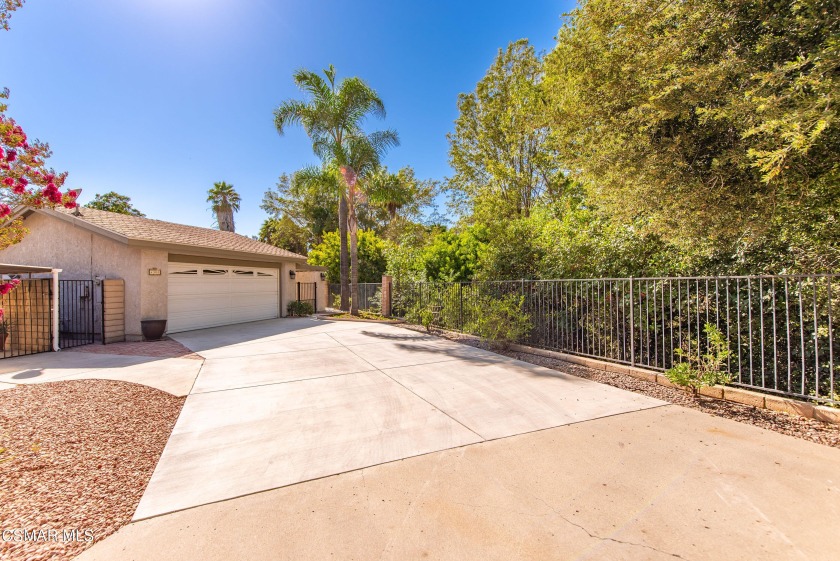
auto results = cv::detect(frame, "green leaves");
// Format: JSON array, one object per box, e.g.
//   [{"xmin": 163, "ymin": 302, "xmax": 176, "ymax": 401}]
[
  {"xmin": 85, "ymin": 191, "xmax": 145, "ymax": 217},
  {"xmin": 307, "ymin": 230, "xmax": 387, "ymax": 284},
  {"xmin": 543, "ymin": 0, "xmax": 840, "ymax": 268},
  {"xmin": 448, "ymin": 39, "xmax": 559, "ymax": 222}
]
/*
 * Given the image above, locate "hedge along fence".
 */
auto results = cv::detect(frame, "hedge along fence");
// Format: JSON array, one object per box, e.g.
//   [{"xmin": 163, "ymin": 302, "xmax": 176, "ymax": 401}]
[{"xmin": 390, "ymin": 275, "xmax": 839, "ymax": 406}]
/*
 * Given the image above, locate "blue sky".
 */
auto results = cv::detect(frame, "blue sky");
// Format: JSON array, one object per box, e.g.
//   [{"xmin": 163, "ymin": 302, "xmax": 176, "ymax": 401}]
[{"xmin": 2, "ymin": 0, "xmax": 573, "ymax": 237}]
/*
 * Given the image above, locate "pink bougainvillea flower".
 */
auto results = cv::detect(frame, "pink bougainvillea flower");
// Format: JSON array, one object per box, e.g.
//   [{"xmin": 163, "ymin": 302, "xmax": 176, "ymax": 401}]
[
  {"xmin": 5, "ymin": 150, "xmax": 16, "ymax": 162},
  {"xmin": 67, "ymin": 189, "xmax": 78, "ymax": 199},
  {"xmin": 2, "ymin": 177, "xmax": 14, "ymax": 187},
  {"xmin": 0, "ymin": 204, "xmax": 11, "ymax": 218}
]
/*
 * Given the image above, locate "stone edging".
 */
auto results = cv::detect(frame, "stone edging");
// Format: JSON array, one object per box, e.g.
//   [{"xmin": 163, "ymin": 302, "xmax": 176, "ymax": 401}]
[{"xmin": 508, "ymin": 343, "xmax": 840, "ymax": 426}]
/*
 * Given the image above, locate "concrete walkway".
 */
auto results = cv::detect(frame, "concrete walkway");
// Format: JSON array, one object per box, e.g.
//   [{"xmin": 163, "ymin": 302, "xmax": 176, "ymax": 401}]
[
  {"xmin": 132, "ymin": 318, "xmax": 663, "ymax": 520},
  {"xmin": 0, "ymin": 349, "xmax": 202, "ymax": 396}
]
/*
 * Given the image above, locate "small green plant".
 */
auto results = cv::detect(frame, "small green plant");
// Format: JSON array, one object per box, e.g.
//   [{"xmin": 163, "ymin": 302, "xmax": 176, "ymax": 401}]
[
  {"xmin": 665, "ymin": 323, "xmax": 733, "ymax": 394},
  {"xmin": 286, "ymin": 300, "xmax": 314, "ymax": 317},
  {"xmin": 405, "ymin": 303, "xmax": 437, "ymax": 332},
  {"xmin": 471, "ymin": 294, "xmax": 531, "ymax": 350}
]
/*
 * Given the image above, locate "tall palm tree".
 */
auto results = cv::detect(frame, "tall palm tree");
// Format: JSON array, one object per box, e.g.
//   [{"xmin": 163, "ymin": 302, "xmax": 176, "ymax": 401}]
[
  {"xmin": 274, "ymin": 65, "xmax": 392, "ymax": 312},
  {"xmin": 207, "ymin": 181, "xmax": 240, "ymax": 232},
  {"xmin": 339, "ymin": 133, "xmax": 399, "ymax": 314}
]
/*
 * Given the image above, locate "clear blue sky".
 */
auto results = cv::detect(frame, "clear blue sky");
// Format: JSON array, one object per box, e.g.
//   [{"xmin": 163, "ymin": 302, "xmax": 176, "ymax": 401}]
[{"xmin": 2, "ymin": 0, "xmax": 574, "ymax": 237}]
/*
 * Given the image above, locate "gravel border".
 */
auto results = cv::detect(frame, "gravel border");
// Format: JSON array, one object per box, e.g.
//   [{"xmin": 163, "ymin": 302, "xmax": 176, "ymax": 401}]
[
  {"xmin": 402, "ymin": 324, "xmax": 840, "ymax": 449},
  {"xmin": 0, "ymin": 380, "xmax": 184, "ymax": 561}
]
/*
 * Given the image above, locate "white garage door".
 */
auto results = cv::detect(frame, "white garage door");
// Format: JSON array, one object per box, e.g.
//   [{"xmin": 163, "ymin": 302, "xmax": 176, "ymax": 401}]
[{"xmin": 167, "ymin": 264, "xmax": 280, "ymax": 333}]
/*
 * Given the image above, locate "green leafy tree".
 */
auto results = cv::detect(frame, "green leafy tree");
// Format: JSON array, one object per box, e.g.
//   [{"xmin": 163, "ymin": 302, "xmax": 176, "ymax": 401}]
[
  {"xmin": 207, "ymin": 181, "xmax": 240, "ymax": 232},
  {"xmin": 448, "ymin": 39, "xmax": 563, "ymax": 222},
  {"xmin": 307, "ymin": 229, "xmax": 387, "ymax": 284},
  {"xmin": 543, "ymin": 0, "xmax": 840, "ymax": 270},
  {"xmin": 422, "ymin": 226, "xmax": 488, "ymax": 282},
  {"xmin": 274, "ymin": 65, "xmax": 396, "ymax": 311},
  {"xmin": 261, "ymin": 169, "xmax": 339, "ymax": 246},
  {"xmin": 258, "ymin": 215, "xmax": 309, "ymax": 255},
  {"xmin": 85, "ymin": 191, "xmax": 145, "ymax": 217}
]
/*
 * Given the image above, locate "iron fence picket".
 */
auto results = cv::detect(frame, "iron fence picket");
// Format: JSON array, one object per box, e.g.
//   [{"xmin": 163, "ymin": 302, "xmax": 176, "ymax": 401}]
[{"xmin": 389, "ymin": 275, "xmax": 838, "ymax": 405}]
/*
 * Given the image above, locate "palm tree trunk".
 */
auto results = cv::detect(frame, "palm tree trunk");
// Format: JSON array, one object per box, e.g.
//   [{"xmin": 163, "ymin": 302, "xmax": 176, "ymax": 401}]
[
  {"xmin": 339, "ymin": 194, "xmax": 350, "ymax": 311},
  {"xmin": 348, "ymin": 203, "xmax": 359, "ymax": 316}
]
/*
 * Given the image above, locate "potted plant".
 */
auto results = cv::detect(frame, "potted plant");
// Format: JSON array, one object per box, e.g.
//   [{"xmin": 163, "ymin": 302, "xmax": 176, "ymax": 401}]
[{"xmin": 140, "ymin": 319, "xmax": 167, "ymax": 341}]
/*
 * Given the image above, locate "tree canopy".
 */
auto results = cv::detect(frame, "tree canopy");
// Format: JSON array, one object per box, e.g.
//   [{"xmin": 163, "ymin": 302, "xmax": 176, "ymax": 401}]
[
  {"xmin": 85, "ymin": 191, "xmax": 145, "ymax": 217},
  {"xmin": 543, "ymin": 0, "xmax": 839, "ymax": 272}
]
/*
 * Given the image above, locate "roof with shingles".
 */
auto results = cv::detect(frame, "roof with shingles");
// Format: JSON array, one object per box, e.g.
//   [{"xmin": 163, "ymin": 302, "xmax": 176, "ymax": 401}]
[{"xmin": 51, "ymin": 206, "xmax": 307, "ymax": 261}]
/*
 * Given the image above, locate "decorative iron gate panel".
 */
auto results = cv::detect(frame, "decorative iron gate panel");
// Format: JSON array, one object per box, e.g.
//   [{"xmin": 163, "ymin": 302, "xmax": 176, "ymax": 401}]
[
  {"xmin": 0, "ymin": 278, "xmax": 52, "ymax": 359},
  {"xmin": 296, "ymin": 282, "xmax": 317, "ymax": 312},
  {"xmin": 59, "ymin": 280, "xmax": 95, "ymax": 348}
]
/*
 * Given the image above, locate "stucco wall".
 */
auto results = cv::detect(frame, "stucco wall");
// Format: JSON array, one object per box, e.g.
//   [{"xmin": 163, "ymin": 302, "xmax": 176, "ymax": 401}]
[
  {"xmin": 140, "ymin": 249, "xmax": 168, "ymax": 323},
  {"xmin": 280, "ymin": 262, "xmax": 294, "ymax": 317},
  {"xmin": 0, "ymin": 212, "xmax": 144, "ymax": 340}
]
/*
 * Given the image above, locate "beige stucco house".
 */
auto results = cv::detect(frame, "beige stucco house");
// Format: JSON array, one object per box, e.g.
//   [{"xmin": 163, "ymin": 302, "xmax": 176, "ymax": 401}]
[{"xmin": 2, "ymin": 206, "xmax": 322, "ymax": 341}]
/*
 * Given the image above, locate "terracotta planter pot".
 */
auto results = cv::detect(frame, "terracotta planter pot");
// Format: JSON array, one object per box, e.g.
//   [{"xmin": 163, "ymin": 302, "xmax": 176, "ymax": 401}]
[{"xmin": 140, "ymin": 320, "xmax": 167, "ymax": 341}]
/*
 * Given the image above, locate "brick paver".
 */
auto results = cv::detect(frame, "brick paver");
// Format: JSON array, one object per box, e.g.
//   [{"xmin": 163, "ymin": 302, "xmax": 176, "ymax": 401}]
[{"xmin": 66, "ymin": 338, "xmax": 203, "ymax": 360}]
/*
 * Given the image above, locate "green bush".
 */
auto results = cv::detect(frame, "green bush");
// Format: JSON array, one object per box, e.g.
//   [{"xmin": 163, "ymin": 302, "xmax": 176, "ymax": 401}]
[
  {"xmin": 665, "ymin": 323, "xmax": 732, "ymax": 394},
  {"xmin": 286, "ymin": 300, "xmax": 314, "ymax": 317},
  {"xmin": 405, "ymin": 303, "xmax": 437, "ymax": 332},
  {"xmin": 470, "ymin": 294, "xmax": 531, "ymax": 350}
]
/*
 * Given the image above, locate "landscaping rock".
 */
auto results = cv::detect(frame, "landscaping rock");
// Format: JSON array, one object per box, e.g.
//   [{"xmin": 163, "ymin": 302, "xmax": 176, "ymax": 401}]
[{"xmin": 0, "ymin": 379, "xmax": 184, "ymax": 561}]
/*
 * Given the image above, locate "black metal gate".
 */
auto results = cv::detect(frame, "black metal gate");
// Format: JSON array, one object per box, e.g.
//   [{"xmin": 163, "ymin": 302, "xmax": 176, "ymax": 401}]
[
  {"xmin": 0, "ymin": 278, "xmax": 52, "ymax": 359},
  {"xmin": 59, "ymin": 280, "xmax": 95, "ymax": 348},
  {"xmin": 296, "ymin": 282, "xmax": 317, "ymax": 312}
]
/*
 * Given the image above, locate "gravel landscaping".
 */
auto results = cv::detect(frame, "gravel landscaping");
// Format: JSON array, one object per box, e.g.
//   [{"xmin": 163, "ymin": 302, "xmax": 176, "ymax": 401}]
[
  {"xmin": 403, "ymin": 324, "xmax": 840, "ymax": 449},
  {"xmin": 0, "ymin": 380, "xmax": 184, "ymax": 561}
]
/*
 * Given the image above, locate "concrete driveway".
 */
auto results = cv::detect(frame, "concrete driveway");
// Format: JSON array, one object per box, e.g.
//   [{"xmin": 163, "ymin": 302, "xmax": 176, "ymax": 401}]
[
  {"xmin": 0, "ymin": 349, "xmax": 202, "ymax": 396},
  {"xmin": 132, "ymin": 318, "xmax": 664, "ymax": 520}
]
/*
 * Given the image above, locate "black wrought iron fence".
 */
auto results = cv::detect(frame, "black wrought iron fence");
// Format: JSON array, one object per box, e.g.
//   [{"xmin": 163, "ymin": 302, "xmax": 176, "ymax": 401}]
[
  {"xmin": 328, "ymin": 283, "xmax": 383, "ymax": 312},
  {"xmin": 391, "ymin": 275, "xmax": 839, "ymax": 405},
  {"xmin": 59, "ymin": 280, "xmax": 95, "ymax": 348}
]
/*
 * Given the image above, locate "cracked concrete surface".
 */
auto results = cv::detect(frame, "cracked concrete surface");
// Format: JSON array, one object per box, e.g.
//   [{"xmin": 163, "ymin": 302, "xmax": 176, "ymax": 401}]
[{"xmin": 78, "ymin": 404, "xmax": 840, "ymax": 561}]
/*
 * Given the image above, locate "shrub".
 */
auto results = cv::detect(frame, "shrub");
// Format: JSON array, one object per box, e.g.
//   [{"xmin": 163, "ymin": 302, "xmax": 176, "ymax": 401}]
[
  {"xmin": 470, "ymin": 294, "xmax": 531, "ymax": 350},
  {"xmin": 665, "ymin": 323, "xmax": 732, "ymax": 394},
  {"xmin": 405, "ymin": 303, "xmax": 437, "ymax": 332},
  {"xmin": 286, "ymin": 300, "xmax": 314, "ymax": 317}
]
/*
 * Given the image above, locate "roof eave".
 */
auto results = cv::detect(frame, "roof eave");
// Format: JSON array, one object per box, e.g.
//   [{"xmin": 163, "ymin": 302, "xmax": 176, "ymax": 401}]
[{"xmin": 125, "ymin": 238, "xmax": 307, "ymax": 263}]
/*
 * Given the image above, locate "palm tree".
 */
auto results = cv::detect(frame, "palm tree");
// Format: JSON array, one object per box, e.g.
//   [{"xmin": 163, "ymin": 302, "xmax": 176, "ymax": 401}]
[
  {"xmin": 274, "ymin": 65, "xmax": 393, "ymax": 312},
  {"xmin": 207, "ymin": 181, "xmax": 240, "ymax": 232},
  {"xmin": 367, "ymin": 167, "xmax": 414, "ymax": 222},
  {"xmin": 339, "ymin": 133, "xmax": 399, "ymax": 314}
]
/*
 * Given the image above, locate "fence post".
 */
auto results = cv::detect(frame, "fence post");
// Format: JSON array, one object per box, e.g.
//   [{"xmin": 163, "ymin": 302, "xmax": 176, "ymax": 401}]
[
  {"xmin": 459, "ymin": 282, "xmax": 464, "ymax": 330},
  {"xmin": 381, "ymin": 275, "xmax": 392, "ymax": 316},
  {"xmin": 629, "ymin": 276, "xmax": 635, "ymax": 366}
]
